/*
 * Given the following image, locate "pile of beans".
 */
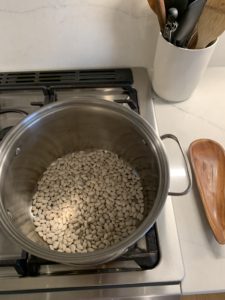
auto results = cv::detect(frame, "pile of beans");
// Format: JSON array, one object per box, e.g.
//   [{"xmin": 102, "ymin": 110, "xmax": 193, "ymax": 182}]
[{"xmin": 31, "ymin": 150, "xmax": 144, "ymax": 253}]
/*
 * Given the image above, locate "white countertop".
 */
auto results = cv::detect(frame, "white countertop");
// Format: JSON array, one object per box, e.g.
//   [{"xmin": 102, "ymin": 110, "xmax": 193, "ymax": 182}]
[{"xmin": 153, "ymin": 67, "xmax": 225, "ymax": 295}]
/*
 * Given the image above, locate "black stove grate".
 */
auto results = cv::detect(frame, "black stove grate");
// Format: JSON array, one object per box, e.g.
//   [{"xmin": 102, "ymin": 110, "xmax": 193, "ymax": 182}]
[
  {"xmin": 0, "ymin": 69, "xmax": 139, "ymax": 141},
  {"xmin": 14, "ymin": 225, "xmax": 159, "ymax": 277}
]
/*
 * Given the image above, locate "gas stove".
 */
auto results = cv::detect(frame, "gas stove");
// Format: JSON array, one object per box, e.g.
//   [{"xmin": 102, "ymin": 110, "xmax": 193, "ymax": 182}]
[{"xmin": 0, "ymin": 68, "xmax": 183, "ymax": 299}]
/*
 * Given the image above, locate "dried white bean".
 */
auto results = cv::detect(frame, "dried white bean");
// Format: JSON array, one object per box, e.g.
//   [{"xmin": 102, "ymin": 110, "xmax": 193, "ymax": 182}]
[{"xmin": 31, "ymin": 150, "xmax": 145, "ymax": 253}]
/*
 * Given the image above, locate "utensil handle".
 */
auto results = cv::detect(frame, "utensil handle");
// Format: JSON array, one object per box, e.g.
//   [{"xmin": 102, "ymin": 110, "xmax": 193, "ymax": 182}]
[{"xmin": 161, "ymin": 134, "xmax": 192, "ymax": 196}]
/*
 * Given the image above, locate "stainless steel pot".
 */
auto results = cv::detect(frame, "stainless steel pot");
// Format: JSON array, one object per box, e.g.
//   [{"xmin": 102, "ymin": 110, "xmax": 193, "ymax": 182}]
[{"xmin": 0, "ymin": 99, "xmax": 191, "ymax": 266}]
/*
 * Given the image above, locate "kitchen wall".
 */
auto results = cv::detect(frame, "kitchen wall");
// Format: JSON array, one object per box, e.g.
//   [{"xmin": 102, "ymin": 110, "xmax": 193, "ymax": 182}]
[{"xmin": 0, "ymin": 0, "xmax": 224, "ymax": 72}]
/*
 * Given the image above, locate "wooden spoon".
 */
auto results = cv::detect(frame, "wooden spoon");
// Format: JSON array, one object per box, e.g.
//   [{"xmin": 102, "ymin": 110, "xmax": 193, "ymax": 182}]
[
  {"xmin": 195, "ymin": 0, "xmax": 225, "ymax": 49},
  {"xmin": 189, "ymin": 139, "xmax": 225, "ymax": 244},
  {"xmin": 187, "ymin": 28, "xmax": 198, "ymax": 49},
  {"xmin": 147, "ymin": 0, "xmax": 166, "ymax": 32}
]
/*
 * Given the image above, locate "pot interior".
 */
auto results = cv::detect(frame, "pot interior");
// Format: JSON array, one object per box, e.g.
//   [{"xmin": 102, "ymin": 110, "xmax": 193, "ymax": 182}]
[{"xmin": 0, "ymin": 101, "xmax": 160, "ymax": 251}]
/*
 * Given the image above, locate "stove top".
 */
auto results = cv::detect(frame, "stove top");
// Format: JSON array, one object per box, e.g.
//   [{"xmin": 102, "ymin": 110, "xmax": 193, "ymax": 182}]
[{"xmin": 0, "ymin": 68, "xmax": 184, "ymax": 298}]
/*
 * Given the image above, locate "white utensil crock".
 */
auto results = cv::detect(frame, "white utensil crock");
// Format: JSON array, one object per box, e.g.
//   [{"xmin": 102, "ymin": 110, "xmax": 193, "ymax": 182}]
[{"xmin": 152, "ymin": 34, "xmax": 217, "ymax": 102}]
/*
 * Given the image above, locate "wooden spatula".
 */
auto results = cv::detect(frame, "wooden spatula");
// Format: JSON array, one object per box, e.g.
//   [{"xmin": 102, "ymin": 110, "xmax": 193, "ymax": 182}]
[
  {"xmin": 147, "ymin": 0, "xmax": 166, "ymax": 32},
  {"xmin": 195, "ymin": 0, "xmax": 225, "ymax": 49}
]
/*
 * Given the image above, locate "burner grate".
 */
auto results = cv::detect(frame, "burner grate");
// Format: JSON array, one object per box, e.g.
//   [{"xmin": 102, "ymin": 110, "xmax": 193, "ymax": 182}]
[{"xmin": 14, "ymin": 226, "xmax": 159, "ymax": 277}]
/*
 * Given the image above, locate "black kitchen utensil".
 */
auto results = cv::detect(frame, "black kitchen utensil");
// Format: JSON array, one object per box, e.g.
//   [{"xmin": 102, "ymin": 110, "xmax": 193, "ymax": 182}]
[
  {"xmin": 172, "ymin": 0, "xmax": 207, "ymax": 47},
  {"xmin": 163, "ymin": 7, "xmax": 179, "ymax": 42},
  {"xmin": 164, "ymin": 0, "xmax": 189, "ymax": 17}
]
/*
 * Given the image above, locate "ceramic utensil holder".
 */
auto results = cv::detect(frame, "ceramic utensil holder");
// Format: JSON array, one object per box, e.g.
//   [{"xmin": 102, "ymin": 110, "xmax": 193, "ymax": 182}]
[{"xmin": 152, "ymin": 34, "xmax": 217, "ymax": 102}]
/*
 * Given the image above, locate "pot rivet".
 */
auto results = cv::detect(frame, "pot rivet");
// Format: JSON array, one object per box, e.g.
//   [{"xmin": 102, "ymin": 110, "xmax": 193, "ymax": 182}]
[{"xmin": 15, "ymin": 147, "xmax": 21, "ymax": 156}]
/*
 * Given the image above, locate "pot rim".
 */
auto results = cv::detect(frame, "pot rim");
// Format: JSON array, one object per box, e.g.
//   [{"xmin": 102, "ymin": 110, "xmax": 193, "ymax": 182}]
[{"xmin": 0, "ymin": 99, "xmax": 170, "ymax": 265}]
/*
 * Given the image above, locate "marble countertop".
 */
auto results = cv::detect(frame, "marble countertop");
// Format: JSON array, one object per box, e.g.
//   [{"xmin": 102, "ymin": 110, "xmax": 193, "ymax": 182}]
[{"xmin": 153, "ymin": 67, "xmax": 225, "ymax": 295}]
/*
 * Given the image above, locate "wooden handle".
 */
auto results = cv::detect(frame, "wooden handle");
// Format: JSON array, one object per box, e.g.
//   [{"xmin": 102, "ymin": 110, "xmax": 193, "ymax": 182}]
[
  {"xmin": 155, "ymin": 0, "xmax": 166, "ymax": 31},
  {"xmin": 196, "ymin": 0, "xmax": 225, "ymax": 48},
  {"xmin": 187, "ymin": 29, "xmax": 198, "ymax": 49},
  {"xmin": 147, "ymin": 0, "xmax": 166, "ymax": 32}
]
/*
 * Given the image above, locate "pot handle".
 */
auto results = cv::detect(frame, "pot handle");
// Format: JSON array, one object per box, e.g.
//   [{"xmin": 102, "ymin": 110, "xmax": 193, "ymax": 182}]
[{"xmin": 161, "ymin": 134, "xmax": 192, "ymax": 196}]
